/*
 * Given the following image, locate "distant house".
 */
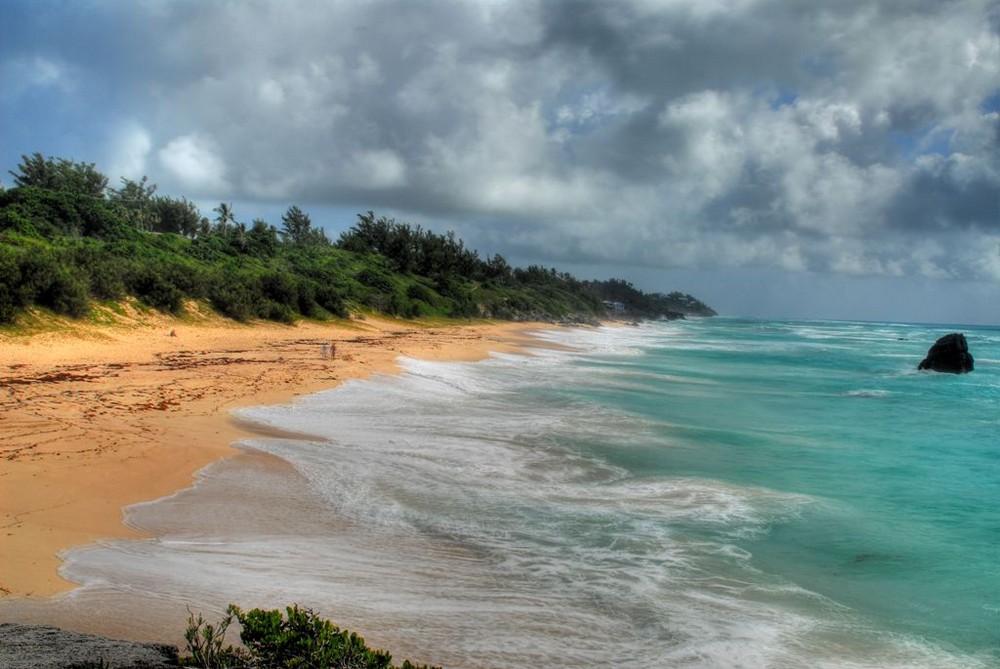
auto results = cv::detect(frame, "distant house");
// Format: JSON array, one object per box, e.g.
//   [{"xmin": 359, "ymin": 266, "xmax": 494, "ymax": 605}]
[{"xmin": 603, "ymin": 300, "xmax": 625, "ymax": 314}]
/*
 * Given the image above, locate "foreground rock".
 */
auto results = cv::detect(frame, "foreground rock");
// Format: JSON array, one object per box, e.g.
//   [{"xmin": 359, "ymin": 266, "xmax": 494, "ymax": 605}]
[
  {"xmin": 0, "ymin": 624, "xmax": 178, "ymax": 669},
  {"xmin": 918, "ymin": 333, "xmax": 974, "ymax": 374}
]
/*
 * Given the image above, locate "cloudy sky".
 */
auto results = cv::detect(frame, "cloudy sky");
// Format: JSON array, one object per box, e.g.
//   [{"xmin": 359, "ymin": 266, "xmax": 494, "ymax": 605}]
[{"xmin": 2, "ymin": 0, "xmax": 998, "ymax": 323}]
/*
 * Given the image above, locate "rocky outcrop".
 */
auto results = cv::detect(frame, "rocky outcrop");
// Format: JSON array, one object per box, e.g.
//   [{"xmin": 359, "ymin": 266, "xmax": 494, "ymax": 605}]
[
  {"xmin": 0, "ymin": 623, "xmax": 178, "ymax": 669},
  {"xmin": 918, "ymin": 333, "xmax": 974, "ymax": 374}
]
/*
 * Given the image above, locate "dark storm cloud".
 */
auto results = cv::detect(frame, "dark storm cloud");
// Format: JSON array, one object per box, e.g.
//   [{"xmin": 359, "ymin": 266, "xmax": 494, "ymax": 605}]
[
  {"xmin": 539, "ymin": 0, "xmax": 810, "ymax": 95},
  {"xmin": 889, "ymin": 156, "xmax": 1000, "ymax": 232}
]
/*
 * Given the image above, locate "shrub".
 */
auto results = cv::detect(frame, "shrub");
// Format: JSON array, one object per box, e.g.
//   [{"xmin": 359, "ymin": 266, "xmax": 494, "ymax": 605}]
[
  {"xmin": 314, "ymin": 283, "xmax": 348, "ymax": 318},
  {"xmin": 126, "ymin": 264, "xmax": 184, "ymax": 313},
  {"xmin": 294, "ymin": 279, "xmax": 320, "ymax": 317},
  {"xmin": 182, "ymin": 609, "xmax": 238, "ymax": 669},
  {"xmin": 180, "ymin": 604, "xmax": 439, "ymax": 669},
  {"xmin": 356, "ymin": 266, "xmax": 394, "ymax": 293},
  {"xmin": 239, "ymin": 606, "xmax": 393, "ymax": 669},
  {"xmin": 70, "ymin": 242, "xmax": 127, "ymax": 301},
  {"xmin": 0, "ymin": 253, "xmax": 22, "ymax": 323},
  {"xmin": 0, "ymin": 206, "xmax": 37, "ymax": 236},
  {"xmin": 260, "ymin": 270, "xmax": 298, "ymax": 310},
  {"xmin": 7, "ymin": 247, "xmax": 89, "ymax": 317},
  {"xmin": 260, "ymin": 300, "xmax": 296, "ymax": 324},
  {"xmin": 405, "ymin": 282, "xmax": 437, "ymax": 305},
  {"xmin": 387, "ymin": 291, "xmax": 420, "ymax": 318},
  {"xmin": 209, "ymin": 271, "xmax": 258, "ymax": 322},
  {"xmin": 41, "ymin": 266, "xmax": 90, "ymax": 318},
  {"xmin": 0, "ymin": 186, "xmax": 134, "ymax": 240},
  {"xmin": 448, "ymin": 293, "xmax": 479, "ymax": 318}
]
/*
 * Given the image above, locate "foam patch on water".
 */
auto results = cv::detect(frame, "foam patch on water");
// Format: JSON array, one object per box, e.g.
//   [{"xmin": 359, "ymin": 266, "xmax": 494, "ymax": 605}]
[{"xmin": 843, "ymin": 389, "xmax": 892, "ymax": 398}]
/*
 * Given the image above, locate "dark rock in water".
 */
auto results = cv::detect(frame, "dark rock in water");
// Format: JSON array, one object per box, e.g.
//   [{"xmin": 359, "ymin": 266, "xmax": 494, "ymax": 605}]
[
  {"xmin": 918, "ymin": 333, "xmax": 974, "ymax": 374},
  {"xmin": 0, "ymin": 623, "xmax": 178, "ymax": 669}
]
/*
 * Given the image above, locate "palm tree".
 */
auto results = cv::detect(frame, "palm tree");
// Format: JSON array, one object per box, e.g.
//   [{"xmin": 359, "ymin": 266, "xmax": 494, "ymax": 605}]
[{"xmin": 213, "ymin": 202, "xmax": 235, "ymax": 231}]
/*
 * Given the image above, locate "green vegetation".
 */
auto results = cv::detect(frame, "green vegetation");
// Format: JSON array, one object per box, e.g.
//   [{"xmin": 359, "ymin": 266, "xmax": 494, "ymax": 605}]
[
  {"xmin": 588, "ymin": 278, "xmax": 717, "ymax": 319},
  {"xmin": 0, "ymin": 152, "xmax": 715, "ymax": 325},
  {"xmin": 181, "ymin": 604, "xmax": 437, "ymax": 669}
]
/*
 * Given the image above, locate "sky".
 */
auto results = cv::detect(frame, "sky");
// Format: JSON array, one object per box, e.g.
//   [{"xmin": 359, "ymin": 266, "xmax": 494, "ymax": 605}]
[{"xmin": 2, "ymin": 0, "xmax": 998, "ymax": 324}]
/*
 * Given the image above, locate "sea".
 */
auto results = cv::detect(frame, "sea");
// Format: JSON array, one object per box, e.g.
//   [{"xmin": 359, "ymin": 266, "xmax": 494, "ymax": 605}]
[{"xmin": 8, "ymin": 318, "xmax": 1000, "ymax": 668}]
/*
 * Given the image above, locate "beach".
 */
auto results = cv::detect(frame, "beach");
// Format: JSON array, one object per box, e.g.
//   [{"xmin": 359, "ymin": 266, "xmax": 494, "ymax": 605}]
[
  {"xmin": 3, "ymin": 315, "xmax": 997, "ymax": 667},
  {"xmin": 0, "ymin": 308, "xmax": 540, "ymax": 600}
]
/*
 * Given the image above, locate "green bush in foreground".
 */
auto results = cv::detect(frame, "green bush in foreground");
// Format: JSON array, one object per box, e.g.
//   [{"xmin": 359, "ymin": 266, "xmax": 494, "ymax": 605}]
[{"xmin": 181, "ymin": 604, "xmax": 439, "ymax": 669}]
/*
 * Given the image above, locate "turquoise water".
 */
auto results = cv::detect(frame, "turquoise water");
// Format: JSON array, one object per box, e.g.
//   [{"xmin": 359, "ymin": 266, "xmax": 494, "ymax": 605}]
[
  {"xmin": 569, "ymin": 319, "xmax": 1000, "ymax": 656},
  {"xmin": 27, "ymin": 318, "xmax": 1000, "ymax": 667}
]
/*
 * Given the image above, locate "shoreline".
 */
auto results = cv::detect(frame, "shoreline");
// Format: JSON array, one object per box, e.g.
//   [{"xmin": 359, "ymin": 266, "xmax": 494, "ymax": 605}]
[{"xmin": 0, "ymin": 312, "xmax": 548, "ymax": 600}]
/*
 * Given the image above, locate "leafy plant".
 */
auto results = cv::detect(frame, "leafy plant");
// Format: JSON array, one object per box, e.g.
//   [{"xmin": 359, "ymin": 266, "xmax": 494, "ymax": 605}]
[
  {"xmin": 9, "ymin": 152, "xmax": 108, "ymax": 198},
  {"xmin": 183, "ymin": 607, "xmax": 244, "ymax": 669},
  {"xmin": 179, "ymin": 604, "xmax": 439, "ymax": 669}
]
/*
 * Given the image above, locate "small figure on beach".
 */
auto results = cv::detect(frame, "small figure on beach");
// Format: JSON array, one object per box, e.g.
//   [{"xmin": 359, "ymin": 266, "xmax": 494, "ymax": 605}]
[
  {"xmin": 330, "ymin": 342, "xmax": 337, "ymax": 360},
  {"xmin": 168, "ymin": 329, "xmax": 176, "ymax": 337},
  {"xmin": 321, "ymin": 343, "xmax": 330, "ymax": 358}
]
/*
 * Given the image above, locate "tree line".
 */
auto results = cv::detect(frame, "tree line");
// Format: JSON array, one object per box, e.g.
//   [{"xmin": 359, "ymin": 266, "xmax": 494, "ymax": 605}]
[{"xmin": 0, "ymin": 152, "xmax": 714, "ymax": 325}]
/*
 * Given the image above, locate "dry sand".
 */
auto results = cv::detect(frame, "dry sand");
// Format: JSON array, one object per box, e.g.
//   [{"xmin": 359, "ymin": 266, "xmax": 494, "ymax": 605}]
[{"xmin": 0, "ymin": 307, "xmax": 545, "ymax": 599}]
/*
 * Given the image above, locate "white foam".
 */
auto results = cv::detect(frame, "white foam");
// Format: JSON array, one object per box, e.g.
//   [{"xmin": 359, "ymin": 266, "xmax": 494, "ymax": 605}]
[{"xmin": 843, "ymin": 389, "xmax": 892, "ymax": 398}]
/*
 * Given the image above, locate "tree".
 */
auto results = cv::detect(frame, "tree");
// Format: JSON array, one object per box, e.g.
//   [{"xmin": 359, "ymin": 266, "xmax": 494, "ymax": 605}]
[
  {"xmin": 308, "ymin": 226, "xmax": 330, "ymax": 246},
  {"xmin": 337, "ymin": 210, "xmax": 390, "ymax": 255},
  {"xmin": 232, "ymin": 221, "xmax": 249, "ymax": 253},
  {"xmin": 0, "ymin": 180, "xmax": 132, "ymax": 239},
  {"xmin": 246, "ymin": 218, "xmax": 279, "ymax": 257},
  {"xmin": 484, "ymin": 253, "xmax": 512, "ymax": 285},
  {"xmin": 280, "ymin": 205, "xmax": 312, "ymax": 246},
  {"xmin": 9, "ymin": 152, "xmax": 108, "ymax": 198},
  {"xmin": 152, "ymin": 196, "xmax": 205, "ymax": 237},
  {"xmin": 213, "ymin": 202, "xmax": 235, "ymax": 231},
  {"xmin": 108, "ymin": 175, "xmax": 156, "ymax": 204},
  {"xmin": 337, "ymin": 212, "xmax": 484, "ymax": 279},
  {"xmin": 108, "ymin": 176, "xmax": 158, "ymax": 231}
]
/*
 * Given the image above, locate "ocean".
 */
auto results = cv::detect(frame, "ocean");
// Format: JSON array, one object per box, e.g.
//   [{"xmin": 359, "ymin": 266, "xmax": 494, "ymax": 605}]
[{"xmin": 19, "ymin": 318, "xmax": 1000, "ymax": 667}]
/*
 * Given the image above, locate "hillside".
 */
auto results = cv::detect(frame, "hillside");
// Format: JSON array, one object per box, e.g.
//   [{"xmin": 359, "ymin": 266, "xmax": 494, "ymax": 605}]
[{"xmin": 0, "ymin": 153, "xmax": 715, "ymax": 326}]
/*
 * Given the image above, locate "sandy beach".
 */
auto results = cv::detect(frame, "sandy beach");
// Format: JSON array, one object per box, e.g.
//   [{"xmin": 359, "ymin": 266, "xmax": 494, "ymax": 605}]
[{"xmin": 0, "ymin": 306, "xmax": 542, "ymax": 600}]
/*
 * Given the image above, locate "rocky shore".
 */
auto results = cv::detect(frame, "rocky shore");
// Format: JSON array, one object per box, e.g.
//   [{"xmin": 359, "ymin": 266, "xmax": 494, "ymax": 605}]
[{"xmin": 0, "ymin": 623, "xmax": 178, "ymax": 668}]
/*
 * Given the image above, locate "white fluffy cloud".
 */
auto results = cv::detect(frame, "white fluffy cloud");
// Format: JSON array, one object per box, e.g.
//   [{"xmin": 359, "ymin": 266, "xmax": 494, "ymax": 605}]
[
  {"xmin": 346, "ymin": 149, "xmax": 408, "ymax": 189},
  {"xmin": 2, "ymin": 55, "xmax": 72, "ymax": 94},
  {"xmin": 158, "ymin": 134, "xmax": 229, "ymax": 194},
  {"xmin": 106, "ymin": 122, "xmax": 152, "ymax": 182}
]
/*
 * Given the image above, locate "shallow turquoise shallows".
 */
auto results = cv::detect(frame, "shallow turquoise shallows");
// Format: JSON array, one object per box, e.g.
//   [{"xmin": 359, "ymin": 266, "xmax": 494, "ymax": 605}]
[
  {"xmin": 55, "ymin": 318, "xmax": 1000, "ymax": 668},
  {"xmin": 569, "ymin": 320, "xmax": 1000, "ymax": 660}
]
